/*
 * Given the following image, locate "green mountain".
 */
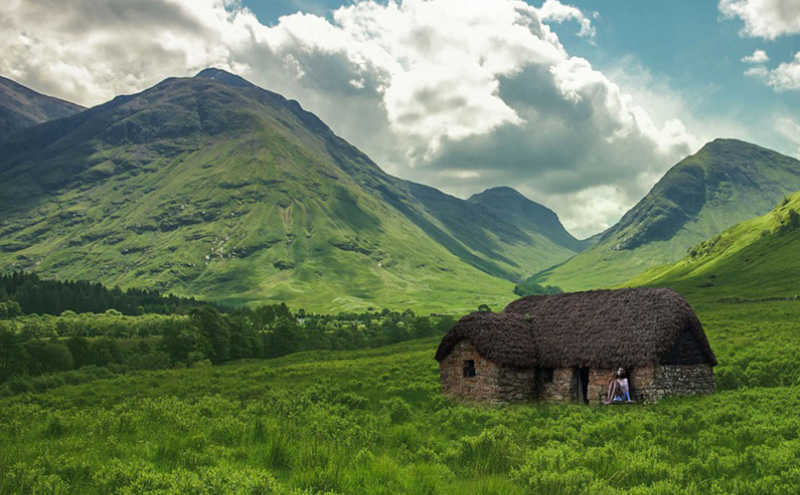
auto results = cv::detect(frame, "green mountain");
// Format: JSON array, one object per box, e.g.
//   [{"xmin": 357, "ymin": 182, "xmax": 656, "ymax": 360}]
[
  {"xmin": 0, "ymin": 76, "xmax": 84, "ymax": 136},
  {"xmin": 527, "ymin": 139, "xmax": 800, "ymax": 291},
  {"xmin": 0, "ymin": 69, "xmax": 583, "ymax": 312},
  {"xmin": 468, "ymin": 186, "xmax": 590, "ymax": 253},
  {"xmin": 626, "ymin": 189, "xmax": 800, "ymax": 300}
]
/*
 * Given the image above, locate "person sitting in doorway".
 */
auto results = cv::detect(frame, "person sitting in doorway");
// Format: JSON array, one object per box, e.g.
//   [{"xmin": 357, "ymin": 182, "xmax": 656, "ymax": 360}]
[{"xmin": 605, "ymin": 367, "xmax": 634, "ymax": 404}]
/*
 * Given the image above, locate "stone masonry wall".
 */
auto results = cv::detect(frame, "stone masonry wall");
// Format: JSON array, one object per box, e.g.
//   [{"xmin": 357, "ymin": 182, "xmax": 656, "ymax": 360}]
[
  {"xmin": 540, "ymin": 368, "xmax": 629, "ymax": 405},
  {"xmin": 440, "ymin": 343, "xmax": 715, "ymax": 404},
  {"xmin": 635, "ymin": 365, "xmax": 715, "ymax": 402},
  {"xmin": 539, "ymin": 368, "xmax": 576, "ymax": 402},
  {"xmin": 587, "ymin": 369, "xmax": 615, "ymax": 405},
  {"xmin": 588, "ymin": 369, "xmax": 651, "ymax": 404},
  {"xmin": 439, "ymin": 341, "xmax": 537, "ymax": 402}
]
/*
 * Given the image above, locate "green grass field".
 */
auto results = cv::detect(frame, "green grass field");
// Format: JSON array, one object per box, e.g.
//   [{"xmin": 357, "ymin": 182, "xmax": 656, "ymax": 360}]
[{"xmin": 3, "ymin": 292, "xmax": 800, "ymax": 495}]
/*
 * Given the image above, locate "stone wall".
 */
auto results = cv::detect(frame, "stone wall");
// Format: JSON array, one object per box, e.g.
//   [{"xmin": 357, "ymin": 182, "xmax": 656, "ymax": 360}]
[
  {"xmin": 440, "ymin": 342, "xmax": 715, "ymax": 404},
  {"xmin": 542, "ymin": 368, "xmax": 634, "ymax": 405},
  {"xmin": 539, "ymin": 368, "xmax": 576, "ymax": 402},
  {"xmin": 587, "ymin": 369, "xmax": 614, "ymax": 405},
  {"xmin": 635, "ymin": 365, "xmax": 715, "ymax": 402},
  {"xmin": 525, "ymin": 366, "xmax": 715, "ymax": 405},
  {"xmin": 439, "ymin": 341, "xmax": 537, "ymax": 402}
]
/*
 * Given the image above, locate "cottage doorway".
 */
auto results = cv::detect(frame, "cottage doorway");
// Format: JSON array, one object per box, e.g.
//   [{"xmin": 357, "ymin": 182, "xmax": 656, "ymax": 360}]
[{"xmin": 576, "ymin": 367, "xmax": 590, "ymax": 404}]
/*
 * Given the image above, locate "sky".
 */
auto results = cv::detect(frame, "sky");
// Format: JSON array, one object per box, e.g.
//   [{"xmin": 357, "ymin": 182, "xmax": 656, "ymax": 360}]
[{"xmin": 1, "ymin": 0, "xmax": 798, "ymax": 238}]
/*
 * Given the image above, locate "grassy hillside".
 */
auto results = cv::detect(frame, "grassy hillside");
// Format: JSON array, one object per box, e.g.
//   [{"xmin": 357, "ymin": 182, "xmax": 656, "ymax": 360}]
[
  {"xmin": 0, "ymin": 75, "xmax": 84, "ymax": 136},
  {"xmin": 0, "ymin": 70, "xmax": 590, "ymax": 313},
  {"xmin": 3, "ymin": 292, "xmax": 800, "ymax": 494},
  {"xmin": 625, "ymin": 189, "xmax": 800, "ymax": 300},
  {"xmin": 528, "ymin": 139, "xmax": 800, "ymax": 291}
]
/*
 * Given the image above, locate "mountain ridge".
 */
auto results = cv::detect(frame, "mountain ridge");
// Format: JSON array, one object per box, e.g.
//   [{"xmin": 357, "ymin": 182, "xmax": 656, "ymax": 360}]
[
  {"xmin": 527, "ymin": 138, "xmax": 800, "ymax": 291},
  {"xmin": 0, "ymin": 69, "xmax": 583, "ymax": 312},
  {"xmin": 0, "ymin": 75, "xmax": 84, "ymax": 137},
  {"xmin": 625, "ymin": 188, "xmax": 800, "ymax": 301},
  {"xmin": 468, "ymin": 186, "xmax": 590, "ymax": 252}
]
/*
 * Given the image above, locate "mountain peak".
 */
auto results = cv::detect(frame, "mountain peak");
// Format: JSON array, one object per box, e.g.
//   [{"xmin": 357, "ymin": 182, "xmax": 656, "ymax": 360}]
[
  {"xmin": 469, "ymin": 187, "xmax": 552, "ymax": 214},
  {"xmin": 468, "ymin": 186, "xmax": 587, "ymax": 252},
  {"xmin": 527, "ymin": 139, "xmax": 800, "ymax": 291},
  {"xmin": 700, "ymin": 138, "xmax": 774, "ymax": 157},
  {"xmin": 193, "ymin": 68, "xmax": 254, "ymax": 88},
  {"xmin": 471, "ymin": 186, "xmax": 526, "ymax": 200}
]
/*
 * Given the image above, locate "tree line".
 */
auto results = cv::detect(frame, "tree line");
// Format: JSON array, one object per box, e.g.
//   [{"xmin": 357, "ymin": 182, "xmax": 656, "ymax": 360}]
[
  {"xmin": 0, "ymin": 271, "xmax": 230, "ymax": 316},
  {"xmin": 0, "ymin": 304, "xmax": 454, "ymax": 391}
]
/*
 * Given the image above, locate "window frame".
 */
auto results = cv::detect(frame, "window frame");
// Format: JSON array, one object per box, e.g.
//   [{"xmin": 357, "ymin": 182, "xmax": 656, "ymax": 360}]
[{"xmin": 463, "ymin": 359, "xmax": 476, "ymax": 378}]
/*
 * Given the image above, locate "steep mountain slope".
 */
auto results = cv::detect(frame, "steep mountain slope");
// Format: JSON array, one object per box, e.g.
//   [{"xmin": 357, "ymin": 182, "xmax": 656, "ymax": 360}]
[
  {"xmin": 0, "ymin": 69, "xmax": 581, "ymax": 312},
  {"xmin": 396, "ymin": 184, "xmax": 588, "ymax": 282},
  {"xmin": 626, "ymin": 189, "xmax": 800, "ymax": 300},
  {"xmin": 528, "ymin": 139, "xmax": 800, "ymax": 291},
  {"xmin": 0, "ymin": 76, "xmax": 84, "ymax": 136},
  {"xmin": 468, "ymin": 187, "xmax": 590, "ymax": 252}
]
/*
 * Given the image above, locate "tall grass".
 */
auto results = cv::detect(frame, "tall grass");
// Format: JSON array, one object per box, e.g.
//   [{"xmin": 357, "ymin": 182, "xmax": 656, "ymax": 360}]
[{"xmin": 1, "ymin": 301, "xmax": 800, "ymax": 494}]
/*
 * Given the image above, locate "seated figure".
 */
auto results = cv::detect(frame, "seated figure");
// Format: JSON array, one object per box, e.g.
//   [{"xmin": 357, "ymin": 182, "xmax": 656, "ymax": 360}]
[{"xmin": 605, "ymin": 367, "xmax": 634, "ymax": 404}]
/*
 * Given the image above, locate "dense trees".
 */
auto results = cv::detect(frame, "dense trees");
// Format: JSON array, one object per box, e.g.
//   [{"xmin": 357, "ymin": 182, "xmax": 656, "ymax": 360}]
[
  {"xmin": 0, "ymin": 271, "xmax": 229, "ymax": 316},
  {"xmin": 512, "ymin": 280, "xmax": 564, "ymax": 297},
  {"xmin": 0, "ymin": 328, "xmax": 27, "ymax": 381},
  {"xmin": 0, "ymin": 301, "xmax": 455, "ymax": 388}
]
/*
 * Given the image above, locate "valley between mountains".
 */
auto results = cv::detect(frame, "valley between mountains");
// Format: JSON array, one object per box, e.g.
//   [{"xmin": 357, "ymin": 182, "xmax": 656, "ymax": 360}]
[
  {"xmin": 0, "ymin": 69, "xmax": 585, "ymax": 312},
  {"xmin": 1, "ymin": 68, "xmax": 799, "ymax": 313}
]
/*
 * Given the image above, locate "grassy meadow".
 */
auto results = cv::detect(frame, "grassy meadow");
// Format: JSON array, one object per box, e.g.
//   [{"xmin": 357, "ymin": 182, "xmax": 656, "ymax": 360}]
[{"xmin": 2, "ymin": 292, "xmax": 800, "ymax": 495}]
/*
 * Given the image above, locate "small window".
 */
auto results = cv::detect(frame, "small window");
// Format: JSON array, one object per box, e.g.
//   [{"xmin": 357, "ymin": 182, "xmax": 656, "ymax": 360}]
[
  {"xmin": 463, "ymin": 360, "xmax": 476, "ymax": 378},
  {"xmin": 544, "ymin": 368, "xmax": 554, "ymax": 383}
]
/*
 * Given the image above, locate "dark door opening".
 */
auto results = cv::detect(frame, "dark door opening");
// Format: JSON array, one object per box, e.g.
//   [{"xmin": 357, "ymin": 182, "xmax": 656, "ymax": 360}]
[{"xmin": 576, "ymin": 367, "xmax": 590, "ymax": 405}]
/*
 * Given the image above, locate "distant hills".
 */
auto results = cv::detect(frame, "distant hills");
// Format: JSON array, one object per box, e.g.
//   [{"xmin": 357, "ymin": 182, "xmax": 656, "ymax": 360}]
[
  {"xmin": 0, "ymin": 69, "xmax": 585, "ymax": 312},
  {"xmin": 468, "ymin": 186, "xmax": 591, "ymax": 254},
  {"xmin": 626, "ymin": 188, "xmax": 800, "ymax": 301},
  {"xmin": 0, "ymin": 76, "xmax": 84, "ymax": 136},
  {"xmin": 527, "ymin": 139, "xmax": 800, "ymax": 291}
]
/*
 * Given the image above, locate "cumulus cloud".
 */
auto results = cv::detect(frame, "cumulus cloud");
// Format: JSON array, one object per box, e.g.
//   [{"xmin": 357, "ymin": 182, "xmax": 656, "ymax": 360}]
[
  {"xmin": 742, "ymin": 49, "xmax": 770, "ymax": 63},
  {"xmin": 0, "ymin": 0, "xmax": 699, "ymax": 237},
  {"xmin": 745, "ymin": 52, "xmax": 800, "ymax": 91},
  {"xmin": 720, "ymin": 0, "xmax": 800, "ymax": 39},
  {"xmin": 721, "ymin": 0, "xmax": 800, "ymax": 92},
  {"xmin": 537, "ymin": 0, "xmax": 596, "ymax": 40}
]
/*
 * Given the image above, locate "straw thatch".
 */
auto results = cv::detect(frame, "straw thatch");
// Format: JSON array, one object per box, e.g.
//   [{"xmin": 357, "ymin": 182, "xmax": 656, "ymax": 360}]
[
  {"xmin": 435, "ymin": 288, "xmax": 716, "ymax": 370},
  {"xmin": 434, "ymin": 311, "xmax": 537, "ymax": 368}
]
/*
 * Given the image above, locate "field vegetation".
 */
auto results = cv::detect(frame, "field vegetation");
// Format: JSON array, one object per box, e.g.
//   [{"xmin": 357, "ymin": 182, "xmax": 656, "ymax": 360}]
[
  {"xmin": 4, "ymin": 182, "xmax": 800, "ymax": 493},
  {"xmin": 1, "ymin": 289, "xmax": 800, "ymax": 494}
]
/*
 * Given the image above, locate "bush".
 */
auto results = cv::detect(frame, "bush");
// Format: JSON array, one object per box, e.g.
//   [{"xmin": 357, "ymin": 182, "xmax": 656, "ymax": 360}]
[
  {"xmin": 125, "ymin": 351, "xmax": 172, "ymax": 371},
  {"xmin": 24, "ymin": 339, "xmax": 73, "ymax": 375}
]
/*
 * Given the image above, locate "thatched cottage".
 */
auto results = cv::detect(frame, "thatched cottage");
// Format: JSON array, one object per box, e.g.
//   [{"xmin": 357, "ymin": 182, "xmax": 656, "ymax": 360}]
[{"xmin": 435, "ymin": 288, "xmax": 716, "ymax": 404}]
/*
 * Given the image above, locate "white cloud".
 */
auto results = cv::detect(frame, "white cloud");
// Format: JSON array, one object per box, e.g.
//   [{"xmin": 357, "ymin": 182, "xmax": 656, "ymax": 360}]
[
  {"xmin": 549, "ymin": 185, "xmax": 630, "ymax": 235},
  {"xmin": 763, "ymin": 53, "xmax": 800, "ymax": 91},
  {"xmin": 745, "ymin": 52, "xmax": 800, "ymax": 91},
  {"xmin": 0, "ymin": 0, "xmax": 700, "ymax": 236},
  {"xmin": 537, "ymin": 0, "xmax": 596, "ymax": 40},
  {"xmin": 741, "ymin": 49, "xmax": 770, "ymax": 63},
  {"xmin": 775, "ymin": 117, "xmax": 800, "ymax": 157},
  {"xmin": 720, "ymin": 0, "xmax": 800, "ymax": 39},
  {"xmin": 721, "ymin": 0, "xmax": 800, "ymax": 91}
]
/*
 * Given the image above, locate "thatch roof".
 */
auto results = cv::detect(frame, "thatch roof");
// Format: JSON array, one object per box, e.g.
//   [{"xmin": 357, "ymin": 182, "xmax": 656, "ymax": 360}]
[
  {"xmin": 435, "ymin": 288, "xmax": 716, "ymax": 369},
  {"xmin": 434, "ymin": 312, "xmax": 537, "ymax": 368}
]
